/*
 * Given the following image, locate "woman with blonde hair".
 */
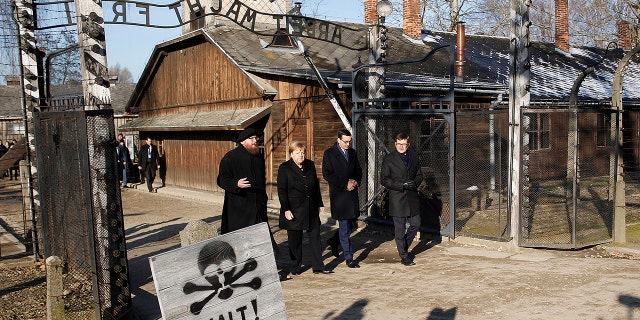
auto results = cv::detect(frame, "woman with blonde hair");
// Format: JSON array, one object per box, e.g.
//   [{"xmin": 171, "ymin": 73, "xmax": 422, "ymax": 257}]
[{"xmin": 277, "ymin": 141, "xmax": 331, "ymax": 275}]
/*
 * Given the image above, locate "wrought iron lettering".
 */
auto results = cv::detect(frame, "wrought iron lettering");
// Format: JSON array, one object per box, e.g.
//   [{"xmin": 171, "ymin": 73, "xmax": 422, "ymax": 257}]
[
  {"xmin": 111, "ymin": 1, "xmax": 126, "ymax": 23},
  {"xmin": 35, "ymin": 0, "xmax": 366, "ymax": 49}
]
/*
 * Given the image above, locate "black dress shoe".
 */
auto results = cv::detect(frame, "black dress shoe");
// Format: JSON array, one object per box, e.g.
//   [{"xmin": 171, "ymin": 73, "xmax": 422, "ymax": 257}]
[
  {"xmin": 312, "ymin": 269, "xmax": 334, "ymax": 274},
  {"xmin": 401, "ymin": 257, "xmax": 416, "ymax": 266},
  {"xmin": 291, "ymin": 266, "xmax": 302, "ymax": 275},
  {"xmin": 346, "ymin": 260, "xmax": 360, "ymax": 268},
  {"xmin": 327, "ymin": 241, "xmax": 340, "ymax": 258}
]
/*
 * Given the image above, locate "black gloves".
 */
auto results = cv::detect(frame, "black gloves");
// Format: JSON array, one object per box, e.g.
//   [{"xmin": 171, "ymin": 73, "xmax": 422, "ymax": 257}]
[{"xmin": 402, "ymin": 180, "xmax": 417, "ymax": 191}]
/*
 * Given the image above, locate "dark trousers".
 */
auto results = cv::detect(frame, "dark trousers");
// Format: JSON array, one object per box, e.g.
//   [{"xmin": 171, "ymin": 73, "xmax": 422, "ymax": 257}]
[
  {"xmin": 328, "ymin": 218, "xmax": 357, "ymax": 261},
  {"xmin": 393, "ymin": 214, "xmax": 421, "ymax": 259},
  {"xmin": 9, "ymin": 164, "xmax": 19, "ymax": 180},
  {"xmin": 144, "ymin": 166, "xmax": 156, "ymax": 191},
  {"xmin": 287, "ymin": 226, "xmax": 324, "ymax": 271}
]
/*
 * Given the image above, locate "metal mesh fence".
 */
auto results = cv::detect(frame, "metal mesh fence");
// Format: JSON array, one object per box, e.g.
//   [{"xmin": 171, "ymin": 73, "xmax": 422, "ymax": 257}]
[
  {"xmin": 353, "ymin": 106, "xmax": 619, "ymax": 246},
  {"xmin": 86, "ymin": 111, "xmax": 132, "ymax": 319},
  {"xmin": 33, "ymin": 109, "xmax": 131, "ymax": 319},
  {"xmin": 454, "ymin": 110, "xmax": 510, "ymax": 241},
  {"xmin": 520, "ymin": 109, "xmax": 616, "ymax": 248}
]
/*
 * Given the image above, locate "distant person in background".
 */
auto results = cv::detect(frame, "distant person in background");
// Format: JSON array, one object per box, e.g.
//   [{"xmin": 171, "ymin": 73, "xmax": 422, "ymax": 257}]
[
  {"xmin": 115, "ymin": 133, "xmax": 124, "ymax": 181},
  {"xmin": 9, "ymin": 139, "xmax": 20, "ymax": 181},
  {"xmin": 0, "ymin": 140, "xmax": 7, "ymax": 180},
  {"xmin": 117, "ymin": 139, "xmax": 131, "ymax": 188},
  {"xmin": 158, "ymin": 151, "xmax": 167, "ymax": 187},
  {"xmin": 217, "ymin": 128, "xmax": 268, "ymax": 234},
  {"xmin": 0, "ymin": 139, "xmax": 6, "ymax": 157},
  {"xmin": 138, "ymin": 137, "xmax": 160, "ymax": 192},
  {"xmin": 2, "ymin": 140, "xmax": 9, "ymax": 179}
]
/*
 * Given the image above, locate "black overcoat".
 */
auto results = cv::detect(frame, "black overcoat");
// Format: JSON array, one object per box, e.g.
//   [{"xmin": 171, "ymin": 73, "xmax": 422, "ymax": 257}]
[
  {"xmin": 217, "ymin": 144, "xmax": 268, "ymax": 234},
  {"xmin": 322, "ymin": 143, "xmax": 362, "ymax": 220},
  {"xmin": 117, "ymin": 144, "xmax": 131, "ymax": 164},
  {"xmin": 380, "ymin": 150, "xmax": 423, "ymax": 217},
  {"xmin": 138, "ymin": 143, "xmax": 159, "ymax": 171},
  {"xmin": 277, "ymin": 158, "xmax": 324, "ymax": 230}
]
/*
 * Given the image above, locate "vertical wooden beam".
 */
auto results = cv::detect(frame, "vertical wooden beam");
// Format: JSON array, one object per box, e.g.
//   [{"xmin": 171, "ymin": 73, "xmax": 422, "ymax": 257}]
[
  {"xmin": 75, "ymin": 0, "xmax": 111, "ymax": 110},
  {"xmin": 12, "ymin": 0, "xmax": 41, "ymax": 259},
  {"xmin": 12, "ymin": 0, "xmax": 40, "ymax": 113}
]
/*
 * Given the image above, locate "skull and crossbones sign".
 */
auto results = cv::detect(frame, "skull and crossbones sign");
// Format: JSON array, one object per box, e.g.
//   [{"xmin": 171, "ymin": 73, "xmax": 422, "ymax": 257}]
[{"xmin": 183, "ymin": 240, "xmax": 262, "ymax": 315}]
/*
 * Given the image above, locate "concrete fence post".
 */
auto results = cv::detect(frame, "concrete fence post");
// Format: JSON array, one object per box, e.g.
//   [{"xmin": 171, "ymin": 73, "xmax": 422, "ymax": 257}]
[{"xmin": 46, "ymin": 256, "xmax": 64, "ymax": 320}]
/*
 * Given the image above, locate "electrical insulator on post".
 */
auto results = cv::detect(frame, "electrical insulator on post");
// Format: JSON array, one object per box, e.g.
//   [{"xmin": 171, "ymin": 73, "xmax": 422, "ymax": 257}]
[
  {"xmin": 82, "ymin": 13, "xmax": 105, "ymax": 43},
  {"xmin": 19, "ymin": 10, "xmax": 33, "ymax": 28},
  {"xmin": 378, "ymin": 25, "xmax": 388, "ymax": 62},
  {"xmin": 80, "ymin": 10, "xmax": 109, "ymax": 89},
  {"xmin": 20, "ymin": 39, "xmax": 37, "ymax": 55}
]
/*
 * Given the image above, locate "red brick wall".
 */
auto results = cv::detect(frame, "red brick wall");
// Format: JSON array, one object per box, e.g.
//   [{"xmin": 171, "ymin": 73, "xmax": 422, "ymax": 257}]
[
  {"xmin": 403, "ymin": 0, "xmax": 422, "ymax": 39},
  {"xmin": 364, "ymin": 0, "xmax": 378, "ymax": 25},
  {"xmin": 617, "ymin": 20, "xmax": 631, "ymax": 51},
  {"xmin": 555, "ymin": 0, "xmax": 569, "ymax": 52}
]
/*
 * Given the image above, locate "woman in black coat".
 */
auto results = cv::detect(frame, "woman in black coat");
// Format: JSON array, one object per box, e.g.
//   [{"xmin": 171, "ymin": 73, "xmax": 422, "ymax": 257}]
[{"xmin": 278, "ymin": 141, "xmax": 331, "ymax": 275}]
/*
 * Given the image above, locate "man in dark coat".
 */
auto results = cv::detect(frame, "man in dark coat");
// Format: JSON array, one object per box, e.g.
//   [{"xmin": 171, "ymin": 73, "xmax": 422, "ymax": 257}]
[
  {"xmin": 138, "ymin": 137, "xmax": 160, "ymax": 192},
  {"xmin": 0, "ymin": 140, "xmax": 6, "ymax": 180},
  {"xmin": 217, "ymin": 128, "xmax": 268, "ymax": 234},
  {"xmin": 380, "ymin": 132, "xmax": 423, "ymax": 266},
  {"xmin": 117, "ymin": 139, "xmax": 131, "ymax": 188},
  {"xmin": 322, "ymin": 129, "xmax": 363, "ymax": 268}
]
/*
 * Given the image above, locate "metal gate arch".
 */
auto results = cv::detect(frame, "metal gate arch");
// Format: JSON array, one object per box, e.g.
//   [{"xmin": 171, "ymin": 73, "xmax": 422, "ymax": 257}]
[{"xmin": 353, "ymin": 108, "xmax": 456, "ymax": 237}]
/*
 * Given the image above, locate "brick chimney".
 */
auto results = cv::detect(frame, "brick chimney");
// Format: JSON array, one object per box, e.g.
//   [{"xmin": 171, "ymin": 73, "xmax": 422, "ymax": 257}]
[
  {"xmin": 617, "ymin": 20, "xmax": 631, "ymax": 51},
  {"xmin": 403, "ymin": 0, "xmax": 422, "ymax": 39},
  {"xmin": 364, "ymin": 0, "xmax": 378, "ymax": 25},
  {"xmin": 455, "ymin": 22, "xmax": 466, "ymax": 82},
  {"xmin": 366, "ymin": 1, "xmax": 422, "ymax": 38},
  {"xmin": 554, "ymin": 0, "xmax": 570, "ymax": 52}
]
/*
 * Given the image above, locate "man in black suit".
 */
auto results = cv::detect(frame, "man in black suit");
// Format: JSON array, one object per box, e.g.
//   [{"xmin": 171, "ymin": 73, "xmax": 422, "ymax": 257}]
[
  {"xmin": 322, "ymin": 129, "xmax": 363, "ymax": 269},
  {"xmin": 381, "ymin": 132, "xmax": 423, "ymax": 266},
  {"xmin": 138, "ymin": 137, "xmax": 160, "ymax": 192}
]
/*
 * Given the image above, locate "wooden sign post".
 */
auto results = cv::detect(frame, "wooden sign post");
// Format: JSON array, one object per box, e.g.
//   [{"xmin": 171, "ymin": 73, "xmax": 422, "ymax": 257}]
[{"xmin": 149, "ymin": 222, "xmax": 287, "ymax": 319}]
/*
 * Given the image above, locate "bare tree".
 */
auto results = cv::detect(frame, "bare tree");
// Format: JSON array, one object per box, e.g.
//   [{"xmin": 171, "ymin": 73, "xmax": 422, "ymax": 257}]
[
  {"xmin": 569, "ymin": 0, "xmax": 635, "ymax": 47},
  {"xmin": 419, "ymin": 0, "xmax": 637, "ymax": 48},
  {"xmin": 0, "ymin": 0, "xmax": 19, "ymax": 84},
  {"xmin": 421, "ymin": 0, "xmax": 487, "ymax": 32},
  {"xmin": 623, "ymin": 0, "xmax": 640, "ymax": 45},
  {"xmin": 108, "ymin": 63, "xmax": 134, "ymax": 83},
  {"xmin": 38, "ymin": 29, "xmax": 82, "ymax": 85}
]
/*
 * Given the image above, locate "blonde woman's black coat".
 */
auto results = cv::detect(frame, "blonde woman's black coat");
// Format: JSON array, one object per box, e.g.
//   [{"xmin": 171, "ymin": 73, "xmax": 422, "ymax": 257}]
[{"xmin": 277, "ymin": 158, "xmax": 324, "ymax": 230}]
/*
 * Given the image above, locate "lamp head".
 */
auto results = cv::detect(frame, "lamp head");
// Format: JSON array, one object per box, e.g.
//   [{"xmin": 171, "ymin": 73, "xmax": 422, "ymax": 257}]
[{"xmin": 377, "ymin": 0, "xmax": 393, "ymax": 18}]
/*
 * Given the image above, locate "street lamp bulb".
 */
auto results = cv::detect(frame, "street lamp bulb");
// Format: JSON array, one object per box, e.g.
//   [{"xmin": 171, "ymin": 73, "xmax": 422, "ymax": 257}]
[{"xmin": 377, "ymin": 0, "xmax": 393, "ymax": 18}]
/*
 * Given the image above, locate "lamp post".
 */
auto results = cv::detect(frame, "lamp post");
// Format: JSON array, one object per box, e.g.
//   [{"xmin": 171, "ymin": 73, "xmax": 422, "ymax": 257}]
[
  {"xmin": 365, "ymin": 1, "xmax": 393, "ymax": 217},
  {"xmin": 376, "ymin": 0, "xmax": 393, "ymax": 63},
  {"xmin": 368, "ymin": 0, "xmax": 393, "ymax": 104}
]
